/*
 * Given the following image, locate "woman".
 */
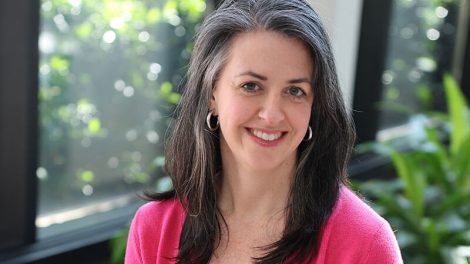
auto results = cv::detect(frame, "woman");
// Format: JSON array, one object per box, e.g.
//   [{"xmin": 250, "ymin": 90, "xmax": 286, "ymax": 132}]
[{"xmin": 125, "ymin": 0, "xmax": 403, "ymax": 263}]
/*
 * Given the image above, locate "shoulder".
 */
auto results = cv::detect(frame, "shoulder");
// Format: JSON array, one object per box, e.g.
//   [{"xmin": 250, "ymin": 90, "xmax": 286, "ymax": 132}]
[
  {"xmin": 134, "ymin": 198, "xmax": 184, "ymax": 223},
  {"xmin": 126, "ymin": 198, "xmax": 185, "ymax": 263},
  {"xmin": 131, "ymin": 198, "xmax": 185, "ymax": 238},
  {"xmin": 318, "ymin": 186, "xmax": 402, "ymax": 263},
  {"xmin": 334, "ymin": 186, "xmax": 387, "ymax": 230}
]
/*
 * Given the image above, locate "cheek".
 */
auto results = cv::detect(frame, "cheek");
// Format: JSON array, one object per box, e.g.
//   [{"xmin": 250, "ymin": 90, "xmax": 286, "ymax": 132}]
[
  {"xmin": 218, "ymin": 99, "xmax": 241, "ymax": 124},
  {"xmin": 218, "ymin": 98, "xmax": 257, "ymax": 130},
  {"xmin": 291, "ymin": 104, "xmax": 312, "ymax": 129}
]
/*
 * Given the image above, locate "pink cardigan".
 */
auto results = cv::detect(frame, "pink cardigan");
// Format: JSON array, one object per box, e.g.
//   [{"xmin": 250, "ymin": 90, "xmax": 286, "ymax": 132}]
[{"xmin": 125, "ymin": 187, "xmax": 403, "ymax": 263}]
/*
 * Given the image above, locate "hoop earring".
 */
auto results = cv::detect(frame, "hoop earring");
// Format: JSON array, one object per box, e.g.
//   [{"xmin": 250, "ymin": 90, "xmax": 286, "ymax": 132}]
[
  {"xmin": 206, "ymin": 111, "xmax": 219, "ymax": 131},
  {"xmin": 303, "ymin": 126, "xmax": 312, "ymax": 141}
]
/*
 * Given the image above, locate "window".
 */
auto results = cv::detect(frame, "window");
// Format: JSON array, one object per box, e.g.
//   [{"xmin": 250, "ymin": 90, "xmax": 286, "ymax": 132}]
[
  {"xmin": 0, "ymin": 0, "xmax": 210, "ymax": 262},
  {"xmin": 353, "ymin": 0, "xmax": 470, "ymax": 143},
  {"xmin": 377, "ymin": 0, "xmax": 465, "ymax": 137},
  {"xmin": 37, "ymin": 0, "xmax": 206, "ymax": 237}
]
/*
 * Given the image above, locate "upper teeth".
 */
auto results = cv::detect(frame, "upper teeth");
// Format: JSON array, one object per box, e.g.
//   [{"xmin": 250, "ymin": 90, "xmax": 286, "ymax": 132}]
[{"xmin": 251, "ymin": 129, "xmax": 282, "ymax": 141}]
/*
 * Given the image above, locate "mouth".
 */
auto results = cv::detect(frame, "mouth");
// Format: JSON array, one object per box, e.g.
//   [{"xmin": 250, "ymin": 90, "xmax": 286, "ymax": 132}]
[{"xmin": 247, "ymin": 128, "xmax": 286, "ymax": 144}]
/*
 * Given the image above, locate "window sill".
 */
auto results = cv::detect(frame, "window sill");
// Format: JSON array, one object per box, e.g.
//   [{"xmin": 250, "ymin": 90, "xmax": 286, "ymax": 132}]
[{"xmin": 0, "ymin": 202, "xmax": 140, "ymax": 264}]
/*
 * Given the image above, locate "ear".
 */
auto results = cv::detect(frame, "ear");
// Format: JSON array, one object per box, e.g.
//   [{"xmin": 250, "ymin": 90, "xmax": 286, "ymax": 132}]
[{"xmin": 210, "ymin": 88, "xmax": 218, "ymax": 115}]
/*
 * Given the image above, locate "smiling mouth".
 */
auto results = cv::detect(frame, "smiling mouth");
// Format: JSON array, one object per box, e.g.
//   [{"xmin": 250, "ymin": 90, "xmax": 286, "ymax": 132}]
[{"xmin": 249, "ymin": 128, "xmax": 283, "ymax": 141}]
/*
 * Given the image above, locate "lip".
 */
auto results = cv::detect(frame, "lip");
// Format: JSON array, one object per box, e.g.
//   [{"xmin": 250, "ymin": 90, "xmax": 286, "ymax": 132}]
[{"xmin": 245, "ymin": 128, "xmax": 287, "ymax": 147}]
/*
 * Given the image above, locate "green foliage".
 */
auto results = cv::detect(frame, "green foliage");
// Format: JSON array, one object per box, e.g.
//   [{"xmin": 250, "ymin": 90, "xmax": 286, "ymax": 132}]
[
  {"xmin": 355, "ymin": 75, "xmax": 470, "ymax": 263},
  {"xmin": 444, "ymin": 74, "xmax": 470, "ymax": 156},
  {"xmin": 110, "ymin": 227, "xmax": 129, "ymax": 264}
]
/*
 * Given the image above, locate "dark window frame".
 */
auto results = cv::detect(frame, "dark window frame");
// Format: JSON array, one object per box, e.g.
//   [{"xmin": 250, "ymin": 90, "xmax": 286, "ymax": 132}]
[
  {"xmin": 0, "ymin": 0, "xmax": 39, "ymax": 254},
  {"xmin": 461, "ymin": 4, "xmax": 470, "ymax": 100},
  {"xmin": 352, "ymin": 0, "xmax": 395, "ymax": 144}
]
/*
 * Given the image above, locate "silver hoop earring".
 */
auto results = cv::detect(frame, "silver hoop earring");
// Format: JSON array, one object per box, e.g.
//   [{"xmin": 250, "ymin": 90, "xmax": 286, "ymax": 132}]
[
  {"xmin": 303, "ymin": 126, "xmax": 312, "ymax": 141},
  {"xmin": 206, "ymin": 111, "xmax": 219, "ymax": 131}
]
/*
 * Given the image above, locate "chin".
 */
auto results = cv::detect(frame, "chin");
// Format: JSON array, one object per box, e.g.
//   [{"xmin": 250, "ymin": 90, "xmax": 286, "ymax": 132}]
[{"xmin": 244, "ymin": 157, "xmax": 286, "ymax": 172}]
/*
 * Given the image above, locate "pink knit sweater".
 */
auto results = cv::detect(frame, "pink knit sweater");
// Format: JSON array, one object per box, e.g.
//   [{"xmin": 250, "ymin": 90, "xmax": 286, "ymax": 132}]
[{"xmin": 125, "ymin": 187, "xmax": 403, "ymax": 263}]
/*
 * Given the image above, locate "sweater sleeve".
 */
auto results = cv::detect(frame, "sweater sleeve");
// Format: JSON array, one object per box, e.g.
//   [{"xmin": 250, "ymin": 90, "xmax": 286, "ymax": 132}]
[{"xmin": 361, "ymin": 220, "xmax": 403, "ymax": 264}]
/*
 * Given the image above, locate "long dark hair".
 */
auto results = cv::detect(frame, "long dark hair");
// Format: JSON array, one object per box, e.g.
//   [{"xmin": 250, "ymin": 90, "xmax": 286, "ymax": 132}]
[{"xmin": 145, "ymin": 0, "xmax": 356, "ymax": 263}]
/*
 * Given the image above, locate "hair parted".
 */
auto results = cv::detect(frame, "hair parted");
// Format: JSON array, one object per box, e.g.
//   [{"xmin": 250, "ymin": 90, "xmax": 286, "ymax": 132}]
[{"xmin": 145, "ymin": 0, "xmax": 356, "ymax": 263}]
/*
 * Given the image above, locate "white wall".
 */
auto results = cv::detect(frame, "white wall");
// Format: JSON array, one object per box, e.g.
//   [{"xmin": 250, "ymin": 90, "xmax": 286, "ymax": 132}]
[{"xmin": 308, "ymin": 0, "xmax": 363, "ymax": 107}]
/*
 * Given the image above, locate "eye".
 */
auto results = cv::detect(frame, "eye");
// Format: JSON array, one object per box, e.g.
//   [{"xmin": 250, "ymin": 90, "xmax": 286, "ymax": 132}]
[
  {"xmin": 287, "ymin": 86, "xmax": 305, "ymax": 97},
  {"xmin": 241, "ymin": 82, "xmax": 260, "ymax": 93}
]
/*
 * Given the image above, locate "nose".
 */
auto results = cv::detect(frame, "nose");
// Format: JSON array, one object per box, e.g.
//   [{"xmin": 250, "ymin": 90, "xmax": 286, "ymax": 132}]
[{"xmin": 258, "ymin": 94, "xmax": 285, "ymax": 125}]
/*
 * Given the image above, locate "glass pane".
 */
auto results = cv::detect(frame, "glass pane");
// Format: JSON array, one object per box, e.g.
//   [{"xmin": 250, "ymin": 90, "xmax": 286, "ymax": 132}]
[
  {"xmin": 377, "ymin": 0, "xmax": 463, "ymax": 140},
  {"xmin": 37, "ymin": 0, "xmax": 206, "ymax": 233}
]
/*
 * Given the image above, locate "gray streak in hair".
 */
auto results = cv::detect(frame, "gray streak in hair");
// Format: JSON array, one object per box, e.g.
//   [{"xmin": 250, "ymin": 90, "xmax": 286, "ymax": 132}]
[{"xmin": 146, "ymin": 0, "xmax": 356, "ymax": 263}]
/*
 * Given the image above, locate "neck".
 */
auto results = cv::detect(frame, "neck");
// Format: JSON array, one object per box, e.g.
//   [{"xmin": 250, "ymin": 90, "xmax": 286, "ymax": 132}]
[{"xmin": 218, "ymin": 152, "xmax": 296, "ymax": 222}]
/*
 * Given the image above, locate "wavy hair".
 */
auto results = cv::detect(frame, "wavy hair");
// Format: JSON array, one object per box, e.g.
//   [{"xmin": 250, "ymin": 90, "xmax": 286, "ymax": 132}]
[{"xmin": 146, "ymin": 0, "xmax": 356, "ymax": 263}]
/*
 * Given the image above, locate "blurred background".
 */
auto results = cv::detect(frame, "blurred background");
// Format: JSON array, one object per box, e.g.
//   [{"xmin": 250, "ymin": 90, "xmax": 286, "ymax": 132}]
[{"xmin": 0, "ymin": 0, "xmax": 469, "ymax": 263}]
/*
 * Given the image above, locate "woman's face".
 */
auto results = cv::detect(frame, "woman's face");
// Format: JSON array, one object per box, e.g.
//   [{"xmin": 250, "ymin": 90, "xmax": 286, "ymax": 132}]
[{"xmin": 211, "ymin": 30, "xmax": 314, "ymax": 171}]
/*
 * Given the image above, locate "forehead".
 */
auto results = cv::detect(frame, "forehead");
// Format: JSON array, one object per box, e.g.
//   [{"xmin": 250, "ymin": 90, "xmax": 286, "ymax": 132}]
[{"xmin": 223, "ymin": 30, "xmax": 314, "ymax": 78}]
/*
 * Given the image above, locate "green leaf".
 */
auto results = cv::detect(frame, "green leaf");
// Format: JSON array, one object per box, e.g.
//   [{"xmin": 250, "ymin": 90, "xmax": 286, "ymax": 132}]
[
  {"xmin": 160, "ymin": 82, "xmax": 173, "ymax": 95},
  {"xmin": 421, "ymin": 128, "xmax": 454, "ymax": 190},
  {"xmin": 50, "ymin": 56, "xmax": 69, "ymax": 72},
  {"xmin": 431, "ymin": 191, "xmax": 470, "ymax": 216},
  {"xmin": 180, "ymin": 0, "xmax": 207, "ymax": 20},
  {"xmin": 390, "ymin": 151, "xmax": 425, "ymax": 218},
  {"xmin": 163, "ymin": 0, "xmax": 178, "ymax": 24},
  {"xmin": 424, "ymin": 127, "xmax": 448, "ymax": 166},
  {"xmin": 88, "ymin": 118, "xmax": 101, "ymax": 134},
  {"xmin": 414, "ymin": 152, "xmax": 450, "ymax": 192},
  {"xmin": 80, "ymin": 170, "xmax": 94, "ymax": 182},
  {"xmin": 110, "ymin": 227, "xmax": 129, "ymax": 264},
  {"xmin": 452, "ymin": 135, "xmax": 470, "ymax": 186},
  {"xmin": 168, "ymin": 92, "xmax": 181, "ymax": 104},
  {"xmin": 378, "ymin": 193, "xmax": 421, "ymax": 233},
  {"xmin": 75, "ymin": 22, "xmax": 93, "ymax": 39},
  {"xmin": 444, "ymin": 74, "xmax": 470, "ymax": 156},
  {"xmin": 147, "ymin": 8, "xmax": 162, "ymax": 24},
  {"xmin": 422, "ymin": 218, "xmax": 440, "ymax": 254}
]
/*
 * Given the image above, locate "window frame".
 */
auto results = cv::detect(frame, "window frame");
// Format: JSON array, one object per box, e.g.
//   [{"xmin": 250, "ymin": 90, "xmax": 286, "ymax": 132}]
[
  {"xmin": 0, "ymin": 0, "xmax": 39, "ymax": 254},
  {"xmin": 352, "ymin": 0, "xmax": 395, "ymax": 144},
  {"xmin": 462, "ymin": 4, "xmax": 470, "ymax": 100}
]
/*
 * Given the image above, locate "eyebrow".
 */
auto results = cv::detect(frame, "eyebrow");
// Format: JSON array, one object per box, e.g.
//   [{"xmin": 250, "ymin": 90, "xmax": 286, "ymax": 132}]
[
  {"xmin": 236, "ymin": 70, "xmax": 311, "ymax": 84},
  {"xmin": 237, "ymin": 71, "xmax": 267, "ymax": 81}
]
